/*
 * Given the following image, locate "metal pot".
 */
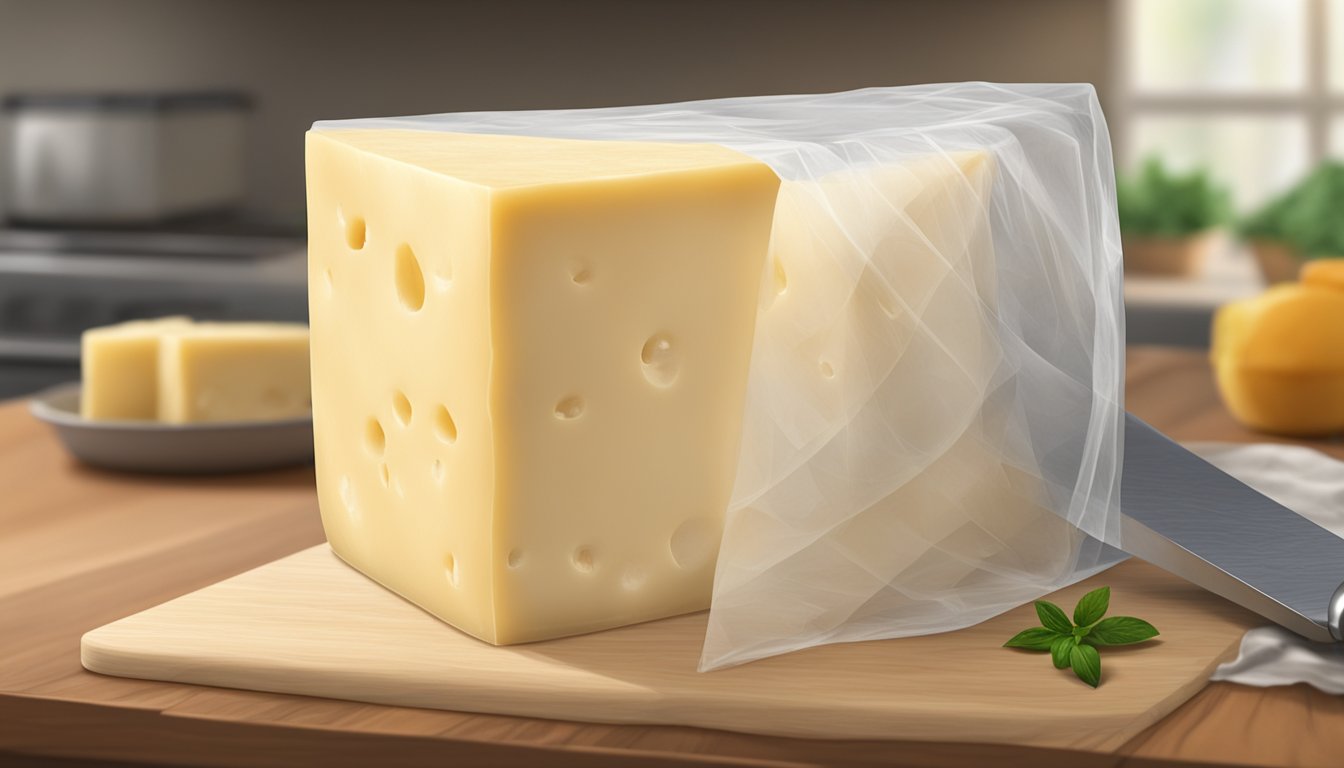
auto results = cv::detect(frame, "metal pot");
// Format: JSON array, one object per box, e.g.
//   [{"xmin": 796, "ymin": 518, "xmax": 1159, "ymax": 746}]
[{"xmin": 3, "ymin": 91, "xmax": 250, "ymax": 225}]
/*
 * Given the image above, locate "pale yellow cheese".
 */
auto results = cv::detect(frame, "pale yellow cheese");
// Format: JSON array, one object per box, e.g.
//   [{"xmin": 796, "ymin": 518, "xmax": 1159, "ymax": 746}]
[
  {"xmin": 157, "ymin": 324, "xmax": 312, "ymax": 424},
  {"xmin": 756, "ymin": 150, "xmax": 1079, "ymax": 626},
  {"xmin": 306, "ymin": 130, "xmax": 780, "ymax": 644},
  {"xmin": 80, "ymin": 316, "xmax": 191, "ymax": 420},
  {"xmin": 80, "ymin": 317, "xmax": 310, "ymax": 424}
]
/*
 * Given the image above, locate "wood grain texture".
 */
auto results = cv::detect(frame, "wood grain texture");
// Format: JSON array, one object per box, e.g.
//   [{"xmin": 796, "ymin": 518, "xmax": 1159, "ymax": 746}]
[
  {"xmin": 3, "ymin": 346, "xmax": 1344, "ymax": 767},
  {"xmin": 80, "ymin": 545, "xmax": 1255, "ymax": 751}
]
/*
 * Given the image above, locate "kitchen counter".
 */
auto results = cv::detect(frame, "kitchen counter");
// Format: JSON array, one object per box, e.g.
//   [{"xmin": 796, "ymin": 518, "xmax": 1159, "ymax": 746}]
[{"xmin": 2, "ymin": 345, "xmax": 1343, "ymax": 768}]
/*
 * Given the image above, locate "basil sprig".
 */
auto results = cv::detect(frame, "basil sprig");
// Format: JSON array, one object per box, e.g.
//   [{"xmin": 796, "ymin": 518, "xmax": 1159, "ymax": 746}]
[{"xmin": 1003, "ymin": 586, "xmax": 1159, "ymax": 688}]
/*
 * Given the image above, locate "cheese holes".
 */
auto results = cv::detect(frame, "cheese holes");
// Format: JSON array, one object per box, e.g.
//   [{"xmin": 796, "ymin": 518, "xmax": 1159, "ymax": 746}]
[
  {"xmin": 670, "ymin": 517, "xmax": 718, "ymax": 570},
  {"xmin": 570, "ymin": 262, "xmax": 592, "ymax": 285},
  {"xmin": 338, "ymin": 475, "xmax": 359, "ymax": 521},
  {"xmin": 507, "ymin": 549, "xmax": 524, "ymax": 569},
  {"xmin": 433, "ymin": 261, "xmax": 453, "ymax": 291},
  {"xmin": 395, "ymin": 244, "xmax": 425, "ymax": 312},
  {"xmin": 340, "ymin": 207, "xmax": 366, "ymax": 250},
  {"xmin": 877, "ymin": 293, "xmax": 899, "ymax": 319},
  {"xmin": 819, "ymin": 360, "xmax": 836, "ymax": 379},
  {"xmin": 444, "ymin": 553, "xmax": 459, "ymax": 587},
  {"xmin": 431, "ymin": 458, "xmax": 445, "ymax": 482},
  {"xmin": 323, "ymin": 267, "xmax": 334, "ymax": 294},
  {"xmin": 572, "ymin": 546, "xmax": 595, "ymax": 573},
  {"xmin": 640, "ymin": 334, "xmax": 680, "ymax": 387},
  {"xmin": 365, "ymin": 418, "xmax": 386, "ymax": 456},
  {"xmin": 620, "ymin": 566, "xmax": 647, "ymax": 591},
  {"xmin": 392, "ymin": 390, "xmax": 412, "ymax": 426},
  {"xmin": 773, "ymin": 255, "xmax": 788, "ymax": 295},
  {"xmin": 434, "ymin": 405, "xmax": 457, "ymax": 443},
  {"xmin": 554, "ymin": 396, "xmax": 585, "ymax": 420},
  {"xmin": 379, "ymin": 462, "xmax": 390, "ymax": 488}
]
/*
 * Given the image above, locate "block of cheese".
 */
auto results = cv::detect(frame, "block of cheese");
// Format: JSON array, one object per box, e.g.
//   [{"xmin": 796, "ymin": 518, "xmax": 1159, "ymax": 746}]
[
  {"xmin": 702, "ymin": 149, "xmax": 1081, "ymax": 656},
  {"xmin": 306, "ymin": 130, "xmax": 780, "ymax": 644},
  {"xmin": 80, "ymin": 316, "xmax": 191, "ymax": 420},
  {"xmin": 157, "ymin": 323, "xmax": 312, "ymax": 424},
  {"xmin": 80, "ymin": 318, "xmax": 311, "ymax": 424}
]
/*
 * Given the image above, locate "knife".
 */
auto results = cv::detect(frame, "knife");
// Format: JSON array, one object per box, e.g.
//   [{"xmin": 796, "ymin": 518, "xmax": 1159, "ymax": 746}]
[{"xmin": 1121, "ymin": 413, "xmax": 1344, "ymax": 643}]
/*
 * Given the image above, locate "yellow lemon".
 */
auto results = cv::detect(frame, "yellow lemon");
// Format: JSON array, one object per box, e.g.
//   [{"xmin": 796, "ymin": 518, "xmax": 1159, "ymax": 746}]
[{"xmin": 1212, "ymin": 258, "xmax": 1344, "ymax": 435}]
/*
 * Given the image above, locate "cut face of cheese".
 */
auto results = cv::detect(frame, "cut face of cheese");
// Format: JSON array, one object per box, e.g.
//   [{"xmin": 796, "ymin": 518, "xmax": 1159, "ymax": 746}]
[
  {"xmin": 80, "ymin": 318, "xmax": 310, "ymax": 424},
  {"xmin": 157, "ymin": 324, "xmax": 312, "ymax": 424},
  {"xmin": 80, "ymin": 316, "xmax": 191, "ymax": 420},
  {"xmin": 306, "ymin": 130, "xmax": 780, "ymax": 644}
]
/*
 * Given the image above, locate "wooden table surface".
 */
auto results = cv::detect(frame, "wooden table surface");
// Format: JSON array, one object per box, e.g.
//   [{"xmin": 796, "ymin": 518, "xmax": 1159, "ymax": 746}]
[{"xmin": 3, "ymin": 345, "xmax": 1343, "ymax": 768}]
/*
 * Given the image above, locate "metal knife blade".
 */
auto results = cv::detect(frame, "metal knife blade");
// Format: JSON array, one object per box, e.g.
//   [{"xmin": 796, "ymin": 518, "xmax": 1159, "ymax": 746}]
[{"xmin": 1121, "ymin": 413, "xmax": 1344, "ymax": 642}]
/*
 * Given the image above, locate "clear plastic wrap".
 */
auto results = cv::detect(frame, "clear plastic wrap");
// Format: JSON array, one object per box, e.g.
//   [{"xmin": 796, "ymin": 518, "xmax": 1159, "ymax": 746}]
[{"xmin": 315, "ymin": 83, "xmax": 1126, "ymax": 670}]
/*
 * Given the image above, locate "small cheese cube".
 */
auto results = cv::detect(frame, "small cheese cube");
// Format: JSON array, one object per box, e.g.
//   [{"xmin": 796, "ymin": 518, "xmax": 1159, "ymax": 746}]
[
  {"xmin": 158, "ymin": 324, "xmax": 312, "ymax": 424},
  {"xmin": 80, "ymin": 317, "xmax": 191, "ymax": 420},
  {"xmin": 306, "ymin": 130, "xmax": 780, "ymax": 644},
  {"xmin": 80, "ymin": 318, "xmax": 310, "ymax": 424}
]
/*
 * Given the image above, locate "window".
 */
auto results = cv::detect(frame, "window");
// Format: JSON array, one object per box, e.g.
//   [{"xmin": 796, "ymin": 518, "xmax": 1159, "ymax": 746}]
[{"xmin": 1116, "ymin": 0, "xmax": 1344, "ymax": 210}]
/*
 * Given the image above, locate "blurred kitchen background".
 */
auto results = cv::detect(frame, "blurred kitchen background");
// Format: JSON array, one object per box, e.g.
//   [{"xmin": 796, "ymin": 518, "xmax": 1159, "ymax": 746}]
[{"xmin": 0, "ymin": 0, "xmax": 1327, "ymax": 397}]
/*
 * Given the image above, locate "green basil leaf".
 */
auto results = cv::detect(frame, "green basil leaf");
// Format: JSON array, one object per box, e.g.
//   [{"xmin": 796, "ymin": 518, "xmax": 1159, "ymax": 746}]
[
  {"xmin": 1050, "ymin": 635, "xmax": 1077, "ymax": 669},
  {"xmin": 1003, "ymin": 627, "xmax": 1063, "ymax": 651},
  {"xmin": 1070, "ymin": 643, "xmax": 1102, "ymax": 688},
  {"xmin": 1073, "ymin": 586, "xmax": 1110, "ymax": 627},
  {"xmin": 1035, "ymin": 600, "xmax": 1073, "ymax": 634},
  {"xmin": 1088, "ymin": 616, "xmax": 1160, "ymax": 646}
]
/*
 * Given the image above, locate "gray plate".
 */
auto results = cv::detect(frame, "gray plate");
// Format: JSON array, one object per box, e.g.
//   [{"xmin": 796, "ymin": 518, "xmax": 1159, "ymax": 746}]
[{"xmin": 29, "ymin": 382, "xmax": 314, "ymax": 474}]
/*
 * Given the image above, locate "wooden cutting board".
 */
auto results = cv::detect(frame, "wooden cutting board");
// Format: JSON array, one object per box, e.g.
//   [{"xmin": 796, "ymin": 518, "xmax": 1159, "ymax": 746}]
[{"xmin": 81, "ymin": 544, "xmax": 1259, "ymax": 752}]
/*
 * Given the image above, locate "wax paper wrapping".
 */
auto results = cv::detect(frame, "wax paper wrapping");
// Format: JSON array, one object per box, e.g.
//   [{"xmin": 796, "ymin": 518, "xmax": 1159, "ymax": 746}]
[{"xmin": 315, "ymin": 83, "xmax": 1126, "ymax": 670}]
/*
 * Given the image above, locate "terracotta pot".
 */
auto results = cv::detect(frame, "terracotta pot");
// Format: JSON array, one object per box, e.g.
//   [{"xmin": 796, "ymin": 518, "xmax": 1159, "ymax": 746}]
[
  {"xmin": 1248, "ymin": 239, "xmax": 1302, "ymax": 285},
  {"xmin": 1122, "ymin": 232, "xmax": 1216, "ymax": 277}
]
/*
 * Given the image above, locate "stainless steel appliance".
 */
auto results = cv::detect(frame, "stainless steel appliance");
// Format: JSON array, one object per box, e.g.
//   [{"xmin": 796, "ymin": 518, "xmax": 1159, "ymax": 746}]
[{"xmin": 3, "ymin": 92, "xmax": 250, "ymax": 225}]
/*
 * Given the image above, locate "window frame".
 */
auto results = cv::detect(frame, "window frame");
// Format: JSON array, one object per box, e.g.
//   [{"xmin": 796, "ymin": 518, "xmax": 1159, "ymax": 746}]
[{"xmin": 1112, "ymin": 0, "xmax": 1333, "ymax": 176}]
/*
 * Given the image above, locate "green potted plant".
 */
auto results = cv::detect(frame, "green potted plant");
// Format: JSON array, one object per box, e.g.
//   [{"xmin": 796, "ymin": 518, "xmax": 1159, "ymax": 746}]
[
  {"xmin": 1240, "ymin": 161, "xmax": 1344, "ymax": 284},
  {"xmin": 1118, "ymin": 157, "xmax": 1230, "ymax": 277}
]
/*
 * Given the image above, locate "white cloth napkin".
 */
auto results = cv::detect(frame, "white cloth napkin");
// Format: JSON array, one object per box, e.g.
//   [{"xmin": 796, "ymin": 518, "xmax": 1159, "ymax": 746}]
[{"xmin": 1183, "ymin": 441, "xmax": 1344, "ymax": 693}]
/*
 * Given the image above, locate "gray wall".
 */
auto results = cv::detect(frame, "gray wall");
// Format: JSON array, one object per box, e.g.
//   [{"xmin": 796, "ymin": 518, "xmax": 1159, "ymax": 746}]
[{"xmin": 0, "ymin": 0, "xmax": 1112, "ymax": 226}]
